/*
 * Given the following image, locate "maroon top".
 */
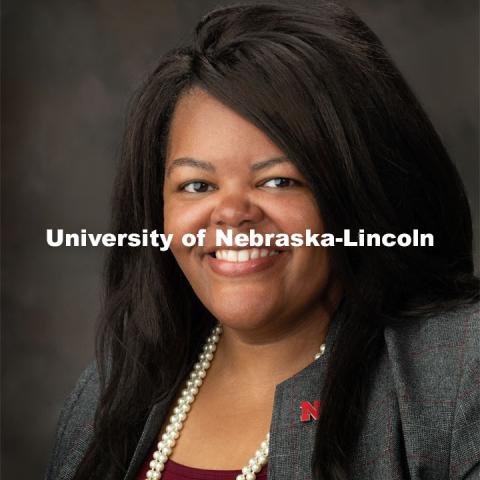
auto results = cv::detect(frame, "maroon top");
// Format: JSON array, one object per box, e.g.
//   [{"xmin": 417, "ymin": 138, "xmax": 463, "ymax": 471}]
[{"xmin": 136, "ymin": 443, "xmax": 268, "ymax": 480}]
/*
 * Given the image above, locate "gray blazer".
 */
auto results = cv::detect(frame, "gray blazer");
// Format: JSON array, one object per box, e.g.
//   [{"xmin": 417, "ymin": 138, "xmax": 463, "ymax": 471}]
[{"xmin": 46, "ymin": 302, "xmax": 480, "ymax": 479}]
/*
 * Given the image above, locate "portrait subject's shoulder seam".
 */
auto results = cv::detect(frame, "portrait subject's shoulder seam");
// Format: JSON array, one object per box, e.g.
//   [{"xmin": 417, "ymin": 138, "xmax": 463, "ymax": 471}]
[
  {"xmin": 60, "ymin": 361, "xmax": 99, "ymax": 431},
  {"xmin": 45, "ymin": 361, "xmax": 100, "ymax": 480},
  {"xmin": 383, "ymin": 302, "xmax": 480, "ymax": 407},
  {"xmin": 384, "ymin": 301, "xmax": 480, "ymax": 362}
]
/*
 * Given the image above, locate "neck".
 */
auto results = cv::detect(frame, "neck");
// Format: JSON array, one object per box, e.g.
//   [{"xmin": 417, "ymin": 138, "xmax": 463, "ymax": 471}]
[{"xmin": 210, "ymin": 300, "xmax": 339, "ymax": 390}]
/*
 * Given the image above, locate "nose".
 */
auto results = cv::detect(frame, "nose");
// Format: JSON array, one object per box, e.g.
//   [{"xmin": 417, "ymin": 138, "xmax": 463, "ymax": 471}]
[{"xmin": 210, "ymin": 191, "xmax": 263, "ymax": 228}]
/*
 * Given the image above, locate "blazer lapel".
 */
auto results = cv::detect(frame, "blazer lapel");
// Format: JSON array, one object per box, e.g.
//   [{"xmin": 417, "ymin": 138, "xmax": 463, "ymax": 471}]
[
  {"xmin": 123, "ymin": 363, "xmax": 193, "ymax": 480},
  {"xmin": 123, "ymin": 394, "xmax": 172, "ymax": 480},
  {"xmin": 267, "ymin": 304, "xmax": 344, "ymax": 479}
]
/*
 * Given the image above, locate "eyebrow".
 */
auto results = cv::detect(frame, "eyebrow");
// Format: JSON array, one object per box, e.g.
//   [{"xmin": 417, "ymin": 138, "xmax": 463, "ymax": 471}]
[{"xmin": 166, "ymin": 155, "xmax": 290, "ymax": 176}]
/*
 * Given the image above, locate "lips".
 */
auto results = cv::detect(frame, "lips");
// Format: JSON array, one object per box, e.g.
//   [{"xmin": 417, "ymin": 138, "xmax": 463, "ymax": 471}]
[{"xmin": 204, "ymin": 248, "xmax": 288, "ymax": 276}]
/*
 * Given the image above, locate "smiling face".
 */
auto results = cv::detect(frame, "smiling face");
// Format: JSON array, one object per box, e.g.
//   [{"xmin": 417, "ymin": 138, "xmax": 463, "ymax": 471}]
[{"xmin": 163, "ymin": 87, "xmax": 340, "ymax": 333}]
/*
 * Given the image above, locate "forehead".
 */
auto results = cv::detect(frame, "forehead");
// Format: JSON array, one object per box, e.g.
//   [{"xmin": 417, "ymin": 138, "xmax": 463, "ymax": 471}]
[{"xmin": 165, "ymin": 87, "xmax": 285, "ymax": 168}]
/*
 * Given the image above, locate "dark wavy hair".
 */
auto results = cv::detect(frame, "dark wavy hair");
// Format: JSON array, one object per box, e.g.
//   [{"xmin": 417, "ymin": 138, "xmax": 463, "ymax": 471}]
[{"xmin": 73, "ymin": 2, "xmax": 479, "ymax": 479}]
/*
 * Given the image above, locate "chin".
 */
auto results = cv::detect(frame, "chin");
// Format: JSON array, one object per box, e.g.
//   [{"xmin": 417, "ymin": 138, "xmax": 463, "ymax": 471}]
[{"xmin": 209, "ymin": 300, "xmax": 276, "ymax": 331}]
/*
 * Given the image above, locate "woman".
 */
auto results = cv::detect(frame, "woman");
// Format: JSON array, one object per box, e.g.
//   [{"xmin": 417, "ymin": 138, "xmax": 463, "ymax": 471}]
[{"xmin": 46, "ymin": 2, "xmax": 479, "ymax": 479}]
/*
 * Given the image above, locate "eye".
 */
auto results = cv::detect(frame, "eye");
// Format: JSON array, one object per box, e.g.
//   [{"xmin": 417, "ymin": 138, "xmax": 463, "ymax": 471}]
[
  {"xmin": 261, "ymin": 177, "xmax": 299, "ymax": 188},
  {"xmin": 180, "ymin": 181, "xmax": 215, "ymax": 193}
]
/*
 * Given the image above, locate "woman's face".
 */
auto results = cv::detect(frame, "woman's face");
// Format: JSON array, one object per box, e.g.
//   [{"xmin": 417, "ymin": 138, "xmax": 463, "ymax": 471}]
[{"xmin": 163, "ymin": 87, "xmax": 339, "ymax": 332}]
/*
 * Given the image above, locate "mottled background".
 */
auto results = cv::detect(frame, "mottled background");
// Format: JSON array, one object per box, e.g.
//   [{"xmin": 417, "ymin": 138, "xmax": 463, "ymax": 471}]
[{"xmin": 2, "ymin": 0, "xmax": 478, "ymax": 477}]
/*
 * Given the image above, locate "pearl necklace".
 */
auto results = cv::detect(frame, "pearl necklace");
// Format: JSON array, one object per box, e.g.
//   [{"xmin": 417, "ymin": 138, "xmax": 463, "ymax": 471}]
[{"xmin": 145, "ymin": 324, "xmax": 326, "ymax": 480}]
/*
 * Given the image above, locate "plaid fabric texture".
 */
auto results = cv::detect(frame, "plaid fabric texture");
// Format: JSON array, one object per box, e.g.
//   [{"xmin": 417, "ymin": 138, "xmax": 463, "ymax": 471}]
[{"xmin": 46, "ymin": 301, "xmax": 480, "ymax": 480}]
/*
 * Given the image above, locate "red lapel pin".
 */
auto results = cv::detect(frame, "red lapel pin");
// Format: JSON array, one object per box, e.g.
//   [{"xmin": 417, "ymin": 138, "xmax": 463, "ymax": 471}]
[{"xmin": 300, "ymin": 400, "xmax": 321, "ymax": 422}]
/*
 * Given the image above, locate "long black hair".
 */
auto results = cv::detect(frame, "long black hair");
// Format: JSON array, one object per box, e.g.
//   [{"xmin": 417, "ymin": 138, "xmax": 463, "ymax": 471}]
[{"xmin": 73, "ymin": 2, "xmax": 479, "ymax": 479}]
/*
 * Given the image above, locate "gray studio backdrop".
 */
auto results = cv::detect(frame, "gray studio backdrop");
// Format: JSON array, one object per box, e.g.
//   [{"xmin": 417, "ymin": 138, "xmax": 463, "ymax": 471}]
[{"xmin": 2, "ymin": 0, "xmax": 478, "ymax": 478}]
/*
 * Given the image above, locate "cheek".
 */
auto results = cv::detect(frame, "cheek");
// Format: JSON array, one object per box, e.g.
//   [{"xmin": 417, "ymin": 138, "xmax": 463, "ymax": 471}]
[
  {"xmin": 163, "ymin": 197, "xmax": 218, "ymax": 279},
  {"xmin": 269, "ymin": 194, "xmax": 325, "ymax": 234},
  {"xmin": 163, "ymin": 198, "xmax": 210, "ymax": 246},
  {"xmin": 271, "ymin": 195, "xmax": 328, "ymax": 283}
]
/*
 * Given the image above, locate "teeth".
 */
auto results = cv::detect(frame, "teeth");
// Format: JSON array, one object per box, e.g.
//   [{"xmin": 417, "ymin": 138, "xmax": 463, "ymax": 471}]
[
  {"xmin": 238, "ymin": 250, "xmax": 250, "ymax": 262},
  {"xmin": 214, "ymin": 248, "xmax": 280, "ymax": 262}
]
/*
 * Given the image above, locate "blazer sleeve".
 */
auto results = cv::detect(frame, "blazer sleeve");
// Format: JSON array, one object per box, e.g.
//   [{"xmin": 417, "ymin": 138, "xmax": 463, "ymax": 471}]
[
  {"xmin": 45, "ymin": 362, "xmax": 100, "ymax": 480},
  {"xmin": 448, "ymin": 310, "xmax": 480, "ymax": 479}
]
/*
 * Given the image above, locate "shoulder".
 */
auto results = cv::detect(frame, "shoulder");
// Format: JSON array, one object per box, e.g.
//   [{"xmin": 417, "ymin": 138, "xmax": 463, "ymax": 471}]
[
  {"xmin": 384, "ymin": 301, "xmax": 479, "ymax": 375},
  {"xmin": 45, "ymin": 361, "xmax": 100, "ymax": 480},
  {"xmin": 383, "ymin": 301, "xmax": 480, "ymax": 478}
]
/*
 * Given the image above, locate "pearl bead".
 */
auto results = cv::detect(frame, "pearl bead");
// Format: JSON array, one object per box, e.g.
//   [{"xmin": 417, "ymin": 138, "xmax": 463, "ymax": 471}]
[
  {"xmin": 189, "ymin": 386, "xmax": 198, "ymax": 396},
  {"xmin": 174, "ymin": 421, "xmax": 183, "ymax": 431},
  {"xmin": 144, "ymin": 323, "xmax": 275, "ymax": 480},
  {"xmin": 161, "ymin": 446, "xmax": 171, "ymax": 456},
  {"xmin": 177, "ymin": 412, "xmax": 186, "ymax": 421}
]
